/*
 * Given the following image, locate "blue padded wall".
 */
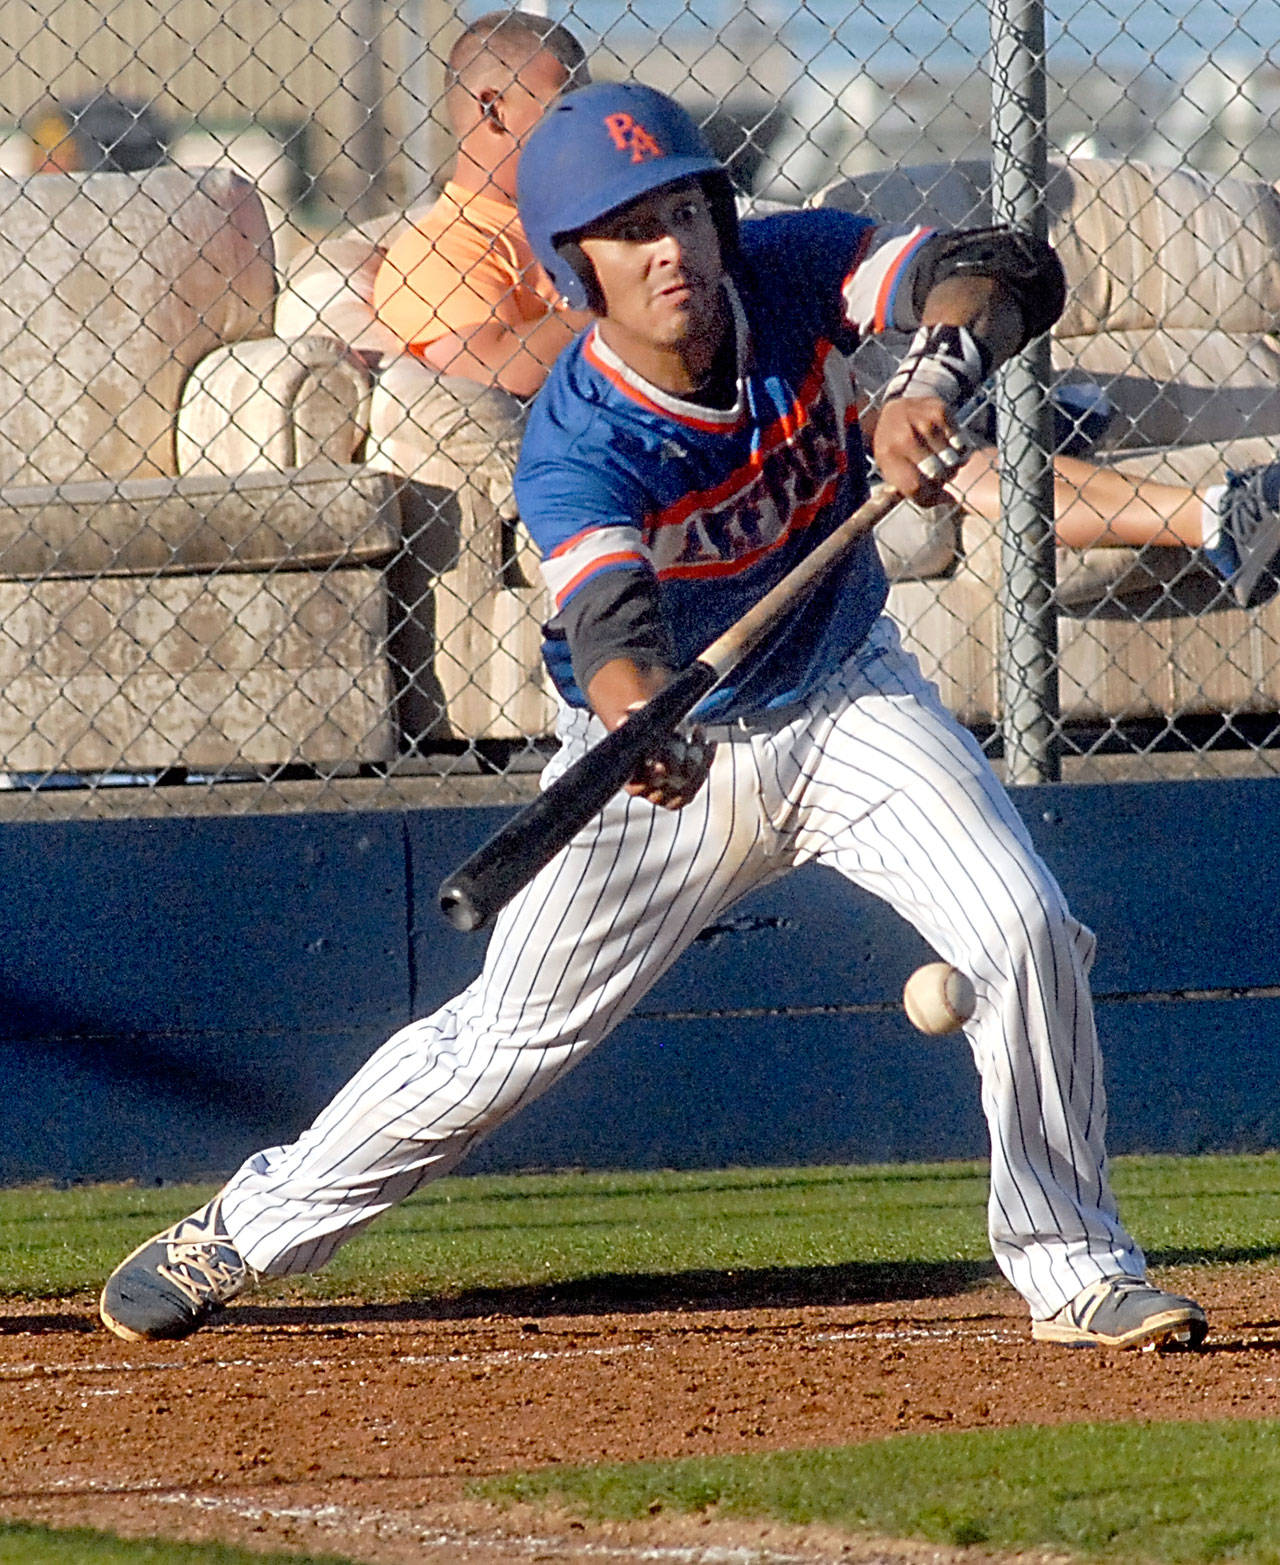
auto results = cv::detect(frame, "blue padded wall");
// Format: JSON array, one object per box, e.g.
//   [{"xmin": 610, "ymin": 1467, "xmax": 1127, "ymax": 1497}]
[{"xmin": 3, "ymin": 775, "xmax": 1279, "ymax": 1183}]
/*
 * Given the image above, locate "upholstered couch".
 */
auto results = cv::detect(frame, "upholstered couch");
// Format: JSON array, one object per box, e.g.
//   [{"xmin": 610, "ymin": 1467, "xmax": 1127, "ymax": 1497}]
[
  {"xmin": 0, "ymin": 164, "xmax": 403, "ymax": 773},
  {"xmin": 815, "ymin": 157, "xmax": 1280, "ymax": 729}
]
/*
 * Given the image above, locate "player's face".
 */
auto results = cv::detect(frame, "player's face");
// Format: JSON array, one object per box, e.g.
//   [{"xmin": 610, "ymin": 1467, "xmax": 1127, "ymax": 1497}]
[{"xmin": 578, "ymin": 180, "xmax": 726, "ymax": 385}]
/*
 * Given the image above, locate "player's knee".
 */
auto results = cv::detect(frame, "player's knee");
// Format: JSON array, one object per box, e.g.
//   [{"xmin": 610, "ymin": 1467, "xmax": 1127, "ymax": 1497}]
[{"xmin": 975, "ymin": 883, "xmax": 1094, "ymax": 983}]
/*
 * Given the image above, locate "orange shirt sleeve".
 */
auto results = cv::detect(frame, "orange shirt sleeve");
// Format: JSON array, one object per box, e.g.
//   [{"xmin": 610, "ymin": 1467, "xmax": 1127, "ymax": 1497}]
[{"xmin": 373, "ymin": 198, "xmax": 533, "ymax": 349}]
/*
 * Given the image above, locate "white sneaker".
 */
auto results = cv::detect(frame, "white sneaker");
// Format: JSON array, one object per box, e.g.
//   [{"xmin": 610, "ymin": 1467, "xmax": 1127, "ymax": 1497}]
[
  {"xmin": 99, "ymin": 1197, "xmax": 252, "ymax": 1341},
  {"xmin": 1032, "ymin": 1275, "xmax": 1207, "ymax": 1350}
]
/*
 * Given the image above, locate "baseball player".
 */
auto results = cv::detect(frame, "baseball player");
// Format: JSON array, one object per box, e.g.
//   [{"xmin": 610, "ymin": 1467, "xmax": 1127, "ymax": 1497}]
[{"xmin": 100, "ymin": 82, "xmax": 1207, "ymax": 1353}]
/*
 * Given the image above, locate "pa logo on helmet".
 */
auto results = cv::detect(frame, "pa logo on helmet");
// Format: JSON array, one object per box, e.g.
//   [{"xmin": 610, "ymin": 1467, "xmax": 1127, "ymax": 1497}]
[{"xmin": 603, "ymin": 113, "xmax": 663, "ymax": 163}]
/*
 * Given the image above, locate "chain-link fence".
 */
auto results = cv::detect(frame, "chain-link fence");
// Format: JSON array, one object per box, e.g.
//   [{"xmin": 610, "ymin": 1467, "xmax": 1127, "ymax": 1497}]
[{"xmin": 2, "ymin": 0, "xmax": 1280, "ymax": 816}]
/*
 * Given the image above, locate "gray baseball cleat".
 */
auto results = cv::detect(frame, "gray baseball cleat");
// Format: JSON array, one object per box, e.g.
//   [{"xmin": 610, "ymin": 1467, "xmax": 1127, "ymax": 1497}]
[
  {"xmin": 1205, "ymin": 462, "xmax": 1280, "ymax": 608},
  {"xmin": 99, "ymin": 1196, "xmax": 252, "ymax": 1341},
  {"xmin": 1032, "ymin": 1275, "xmax": 1208, "ymax": 1351}
]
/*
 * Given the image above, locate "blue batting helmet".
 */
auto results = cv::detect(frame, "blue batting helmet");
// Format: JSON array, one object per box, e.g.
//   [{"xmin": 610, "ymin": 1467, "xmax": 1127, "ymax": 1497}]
[{"xmin": 517, "ymin": 81, "xmax": 738, "ymax": 311}]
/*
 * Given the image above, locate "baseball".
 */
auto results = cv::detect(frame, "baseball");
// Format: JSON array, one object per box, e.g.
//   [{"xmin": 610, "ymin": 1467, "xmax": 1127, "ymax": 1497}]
[{"xmin": 903, "ymin": 961, "xmax": 976, "ymax": 1035}]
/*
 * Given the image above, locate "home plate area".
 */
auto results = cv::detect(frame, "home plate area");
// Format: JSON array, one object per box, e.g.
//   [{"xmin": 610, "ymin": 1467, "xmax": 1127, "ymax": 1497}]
[{"xmin": 0, "ymin": 1266, "xmax": 1274, "ymax": 1564}]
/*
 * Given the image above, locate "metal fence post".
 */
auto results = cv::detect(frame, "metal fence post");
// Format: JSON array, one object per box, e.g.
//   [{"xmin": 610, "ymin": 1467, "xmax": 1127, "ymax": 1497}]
[
  {"xmin": 989, "ymin": 0, "xmax": 1061, "ymax": 784},
  {"xmin": 346, "ymin": 0, "xmax": 389, "ymax": 220}
]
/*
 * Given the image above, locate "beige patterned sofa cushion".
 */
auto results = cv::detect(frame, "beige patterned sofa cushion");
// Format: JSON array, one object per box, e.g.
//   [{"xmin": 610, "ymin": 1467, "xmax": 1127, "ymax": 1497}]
[
  {"xmin": 0, "ymin": 169, "xmax": 409, "ymax": 771},
  {"xmin": 1047, "ymin": 160, "xmax": 1280, "ymax": 338},
  {"xmin": 0, "ymin": 569, "xmax": 393, "ymax": 772},
  {"xmin": 817, "ymin": 157, "xmax": 1280, "ymax": 452},
  {"xmin": 817, "ymin": 158, "xmax": 1280, "ymax": 334},
  {"xmin": 176, "ymin": 336, "xmax": 373, "ymax": 476},
  {"xmin": 0, "ymin": 463, "xmax": 401, "ymax": 770},
  {"xmin": 0, "ymin": 166, "xmax": 275, "ymax": 485}
]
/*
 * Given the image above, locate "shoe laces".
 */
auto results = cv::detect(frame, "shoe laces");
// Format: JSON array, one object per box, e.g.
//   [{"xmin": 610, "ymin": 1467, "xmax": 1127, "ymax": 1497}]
[
  {"xmin": 1223, "ymin": 467, "xmax": 1275, "ymax": 549},
  {"xmin": 156, "ymin": 1230, "xmax": 246, "ymax": 1309}
]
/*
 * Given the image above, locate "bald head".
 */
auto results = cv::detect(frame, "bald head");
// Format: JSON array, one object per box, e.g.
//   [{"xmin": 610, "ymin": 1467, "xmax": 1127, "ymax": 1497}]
[
  {"xmin": 447, "ymin": 11, "xmax": 588, "ymax": 131},
  {"xmin": 446, "ymin": 10, "xmax": 590, "ymax": 202}
]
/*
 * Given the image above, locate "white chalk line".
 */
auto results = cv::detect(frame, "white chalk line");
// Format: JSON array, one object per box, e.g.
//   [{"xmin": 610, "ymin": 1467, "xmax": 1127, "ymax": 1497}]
[
  {"xmin": 0, "ymin": 1320, "xmax": 1018, "ymax": 1387},
  {"xmin": 150, "ymin": 1489, "xmax": 843, "ymax": 1563},
  {"xmin": 31, "ymin": 1476, "xmax": 860, "ymax": 1563}
]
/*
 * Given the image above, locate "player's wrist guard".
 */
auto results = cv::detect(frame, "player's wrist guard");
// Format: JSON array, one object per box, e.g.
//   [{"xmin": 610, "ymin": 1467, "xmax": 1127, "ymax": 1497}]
[{"xmin": 881, "ymin": 323, "xmax": 991, "ymax": 411}]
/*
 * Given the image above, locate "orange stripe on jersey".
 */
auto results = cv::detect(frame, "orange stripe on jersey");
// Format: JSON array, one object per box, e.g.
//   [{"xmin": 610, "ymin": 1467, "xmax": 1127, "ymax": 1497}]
[
  {"xmin": 554, "ymin": 549, "xmax": 647, "ymax": 608},
  {"xmin": 582, "ymin": 332, "xmax": 739, "ymax": 434},
  {"xmin": 658, "ymin": 465, "xmax": 845, "ymax": 581},
  {"xmin": 653, "ymin": 341, "xmax": 840, "ymax": 534}
]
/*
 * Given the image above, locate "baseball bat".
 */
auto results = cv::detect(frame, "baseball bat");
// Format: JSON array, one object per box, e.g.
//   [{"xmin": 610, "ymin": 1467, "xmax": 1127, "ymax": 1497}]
[{"xmin": 438, "ymin": 435, "xmax": 970, "ymax": 932}]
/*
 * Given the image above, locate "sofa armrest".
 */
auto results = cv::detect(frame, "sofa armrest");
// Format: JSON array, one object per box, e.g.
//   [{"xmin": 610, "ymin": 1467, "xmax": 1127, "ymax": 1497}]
[
  {"xmin": 176, "ymin": 337, "xmax": 373, "ymax": 477},
  {"xmin": 0, "ymin": 461, "xmax": 399, "ymax": 579},
  {"xmin": 275, "ymin": 225, "xmax": 403, "ymax": 359},
  {"xmin": 874, "ymin": 497, "xmax": 963, "ymax": 580},
  {"xmin": 815, "ymin": 156, "xmax": 1280, "ymax": 339}
]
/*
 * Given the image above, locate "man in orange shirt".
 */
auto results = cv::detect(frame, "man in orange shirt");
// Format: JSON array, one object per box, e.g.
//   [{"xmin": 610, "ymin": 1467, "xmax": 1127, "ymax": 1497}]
[
  {"xmin": 373, "ymin": 9, "xmax": 592, "ymax": 400},
  {"xmin": 363, "ymin": 11, "xmax": 594, "ymax": 747}
]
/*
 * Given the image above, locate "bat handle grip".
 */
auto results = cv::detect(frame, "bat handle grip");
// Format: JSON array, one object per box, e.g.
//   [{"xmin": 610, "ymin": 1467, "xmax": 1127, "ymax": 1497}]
[{"xmin": 438, "ymin": 661, "xmax": 717, "ymax": 932}]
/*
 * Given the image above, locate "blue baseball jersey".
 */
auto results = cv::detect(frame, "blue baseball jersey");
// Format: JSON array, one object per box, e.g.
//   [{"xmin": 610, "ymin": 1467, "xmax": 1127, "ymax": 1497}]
[{"xmin": 513, "ymin": 207, "xmax": 935, "ymax": 721}]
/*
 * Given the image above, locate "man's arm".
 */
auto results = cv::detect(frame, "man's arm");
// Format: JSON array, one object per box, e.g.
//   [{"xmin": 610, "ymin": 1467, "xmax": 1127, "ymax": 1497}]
[
  {"xmin": 415, "ymin": 305, "xmax": 590, "ymax": 398},
  {"xmin": 859, "ymin": 226, "xmax": 1066, "ymax": 501},
  {"xmin": 586, "ymin": 657, "xmax": 714, "ymax": 810},
  {"xmin": 375, "ymin": 214, "xmax": 591, "ymax": 397},
  {"xmin": 561, "ymin": 575, "xmax": 712, "ymax": 811},
  {"xmin": 872, "ymin": 271, "xmax": 1020, "ymax": 501}
]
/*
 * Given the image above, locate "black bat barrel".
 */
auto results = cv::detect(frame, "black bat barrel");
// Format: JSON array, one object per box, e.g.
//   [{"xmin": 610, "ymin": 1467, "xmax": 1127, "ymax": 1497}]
[{"xmin": 438, "ymin": 661, "xmax": 717, "ymax": 932}]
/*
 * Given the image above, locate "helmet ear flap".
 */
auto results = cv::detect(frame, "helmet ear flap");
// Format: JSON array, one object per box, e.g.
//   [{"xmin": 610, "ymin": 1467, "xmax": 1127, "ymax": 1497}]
[
  {"xmin": 555, "ymin": 238, "xmax": 606, "ymax": 314},
  {"xmin": 701, "ymin": 172, "xmax": 740, "ymax": 267}
]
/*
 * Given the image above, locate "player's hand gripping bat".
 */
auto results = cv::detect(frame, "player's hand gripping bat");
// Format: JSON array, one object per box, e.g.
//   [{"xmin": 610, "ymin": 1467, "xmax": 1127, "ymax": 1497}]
[{"xmin": 438, "ymin": 434, "xmax": 971, "ymax": 932}]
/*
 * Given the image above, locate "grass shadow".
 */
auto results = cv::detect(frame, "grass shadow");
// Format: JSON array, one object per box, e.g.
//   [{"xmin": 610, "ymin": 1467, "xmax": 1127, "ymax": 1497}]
[
  {"xmin": 6, "ymin": 1244, "xmax": 1278, "ymax": 1338},
  {"xmin": 232, "ymin": 1255, "xmax": 1005, "ymax": 1328},
  {"xmin": 1146, "ymin": 1244, "xmax": 1280, "ymax": 1267}
]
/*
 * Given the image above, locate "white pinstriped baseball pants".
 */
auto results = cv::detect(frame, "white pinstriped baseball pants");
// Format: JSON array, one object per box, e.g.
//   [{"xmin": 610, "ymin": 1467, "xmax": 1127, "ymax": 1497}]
[{"xmin": 219, "ymin": 616, "xmax": 1144, "ymax": 1320}]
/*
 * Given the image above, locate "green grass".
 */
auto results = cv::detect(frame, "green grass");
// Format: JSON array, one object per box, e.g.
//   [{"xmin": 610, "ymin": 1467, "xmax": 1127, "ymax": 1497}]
[
  {"xmin": 0, "ymin": 1521, "xmax": 361, "ymax": 1564},
  {"xmin": 476, "ymin": 1419, "xmax": 1280, "ymax": 1564},
  {"xmin": 4, "ymin": 1151, "xmax": 1280, "ymax": 1300},
  {"xmin": 8, "ymin": 1154, "xmax": 1280, "ymax": 1564}
]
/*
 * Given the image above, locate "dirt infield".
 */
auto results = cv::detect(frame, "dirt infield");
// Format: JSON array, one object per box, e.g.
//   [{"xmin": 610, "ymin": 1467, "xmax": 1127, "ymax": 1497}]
[{"xmin": 0, "ymin": 1261, "xmax": 1277, "ymax": 1564}]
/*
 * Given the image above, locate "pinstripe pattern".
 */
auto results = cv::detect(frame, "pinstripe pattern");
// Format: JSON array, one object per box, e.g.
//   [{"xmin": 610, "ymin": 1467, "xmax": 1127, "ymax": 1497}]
[{"xmin": 218, "ymin": 616, "xmax": 1142, "ymax": 1320}]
